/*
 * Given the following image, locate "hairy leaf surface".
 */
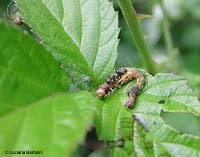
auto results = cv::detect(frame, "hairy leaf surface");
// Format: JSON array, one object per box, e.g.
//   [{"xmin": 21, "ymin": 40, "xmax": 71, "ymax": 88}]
[{"xmin": 16, "ymin": 0, "xmax": 119, "ymax": 85}]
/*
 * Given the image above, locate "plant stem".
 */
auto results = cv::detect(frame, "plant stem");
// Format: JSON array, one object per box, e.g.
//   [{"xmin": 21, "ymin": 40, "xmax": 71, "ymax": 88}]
[
  {"xmin": 117, "ymin": 0, "xmax": 157, "ymax": 74},
  {"xmin": 159, "ymin": 0, "xmax": 179, "ymax": 72}
]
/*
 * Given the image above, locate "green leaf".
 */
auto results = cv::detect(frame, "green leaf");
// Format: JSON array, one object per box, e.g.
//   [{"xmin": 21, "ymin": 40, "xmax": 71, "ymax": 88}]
[
  {"xmin": 16, "ymin": 0, "xmax": 119, "ymax": 85},
  {"xmin": 161, "ymin": 112, "xmax": 200, "ymax": 137},
  {"xmin": 0, "ymin": 22, "xmax": 68, "ymax": 115},
  {"xmin": 0, "ymin": 91, "xmax": 97, "ymax": 157},
  {"xmin": 96, "ymin": 71, "xmax": 200, "ymax": 157},
  {"xmin": 0, "ymin": 22, "xmax": 97, "ymax": 156},
  {"xmin": 181, "ymin": 71, "xmax": 200, "ymax": 94}
]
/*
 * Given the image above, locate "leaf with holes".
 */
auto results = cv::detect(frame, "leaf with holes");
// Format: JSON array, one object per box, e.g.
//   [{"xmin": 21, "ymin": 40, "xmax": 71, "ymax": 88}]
[
  {"xmin": 96, "ymin": 71, "xmax": 200, "ymax": 157},
  {"xmin": 16, "ymin": 0, "xmax": 119, "ymax": 86}
]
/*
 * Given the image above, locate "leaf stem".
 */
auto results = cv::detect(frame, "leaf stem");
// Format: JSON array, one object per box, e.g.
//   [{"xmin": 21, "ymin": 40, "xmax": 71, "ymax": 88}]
[{"xmin": 117, "ymin": 0, "xmax": 157, "ymax": 74}]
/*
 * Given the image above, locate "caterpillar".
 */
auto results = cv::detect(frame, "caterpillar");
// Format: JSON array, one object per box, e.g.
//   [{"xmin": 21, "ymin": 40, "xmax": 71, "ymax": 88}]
[
  {"xmin": 96, "ymin": 68, "xmax": 127, "ymax": 99},
  {"xmin": 96, "ymin": 68, "xmax": 145, "ymax": 108},
  {"xmin": 123, "ymin": 69, "xmax": 145, "ymax": 108}
]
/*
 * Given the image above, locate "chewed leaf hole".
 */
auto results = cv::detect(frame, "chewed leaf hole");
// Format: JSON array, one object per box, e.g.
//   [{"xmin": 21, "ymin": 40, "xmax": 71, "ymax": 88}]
[
  {"xmin": 161, "ymin": 111, "xmax": 200, "ymax": 137},
  {"xmin": 158, "ymin": 100, "xmax": 165, "ymax": 104}
]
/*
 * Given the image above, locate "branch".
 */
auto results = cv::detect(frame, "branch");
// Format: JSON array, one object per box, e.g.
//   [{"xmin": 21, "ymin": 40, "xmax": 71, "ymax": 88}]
[{"xmin": 117, "ymin": 0, "xmax": 157, "ymax": 74}]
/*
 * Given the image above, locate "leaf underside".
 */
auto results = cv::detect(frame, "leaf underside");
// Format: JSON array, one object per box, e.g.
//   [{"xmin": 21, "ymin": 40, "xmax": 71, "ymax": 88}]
[
  {"xmin": 16, "ymin": 0, "xmax": 119, "ymax": 86},
  {"xmin": 96, "ymin": 72, "xmax": 200, "ymax": 157}
]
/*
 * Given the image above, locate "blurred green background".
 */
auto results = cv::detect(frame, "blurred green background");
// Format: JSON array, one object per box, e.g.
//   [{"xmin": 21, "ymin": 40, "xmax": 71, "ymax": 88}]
[{"xmin": 1, "ymin": 0, "xmax": 200, "ymax": 156}]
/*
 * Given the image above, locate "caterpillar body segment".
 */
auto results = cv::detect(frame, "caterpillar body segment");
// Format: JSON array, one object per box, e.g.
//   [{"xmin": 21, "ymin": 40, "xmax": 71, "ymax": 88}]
[{"xmin": 96, "ymin": 68, "xmax": 145, "ymax": 108}]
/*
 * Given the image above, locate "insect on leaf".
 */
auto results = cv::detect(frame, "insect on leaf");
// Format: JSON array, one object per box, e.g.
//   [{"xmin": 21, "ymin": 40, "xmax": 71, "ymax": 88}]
[{"xmin": 96, "ymin": 70, "xmax": 200, "ymax": 157}]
